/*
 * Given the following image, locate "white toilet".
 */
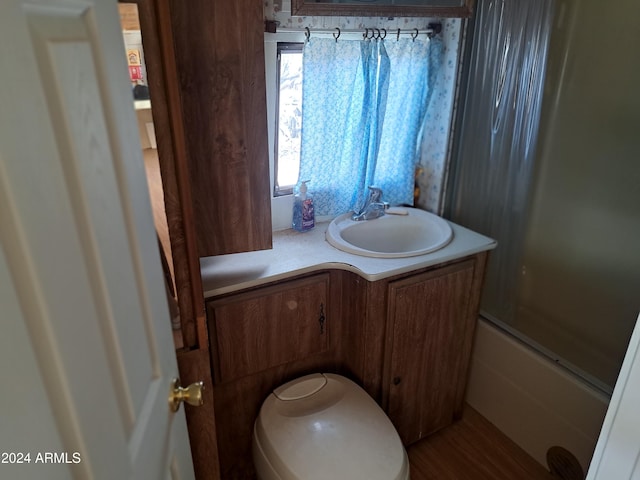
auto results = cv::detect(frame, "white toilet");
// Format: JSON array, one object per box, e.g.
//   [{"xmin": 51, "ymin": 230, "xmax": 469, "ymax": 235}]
[{"xmin": 252, "ymin": 373, "xmax": 410, "ymax": 480}]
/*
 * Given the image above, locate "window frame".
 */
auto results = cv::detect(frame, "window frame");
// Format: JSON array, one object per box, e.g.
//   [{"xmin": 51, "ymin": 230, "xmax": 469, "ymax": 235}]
[{"xmin": 273, "ymin": 41, "xmax": 304, "ymax": 197}]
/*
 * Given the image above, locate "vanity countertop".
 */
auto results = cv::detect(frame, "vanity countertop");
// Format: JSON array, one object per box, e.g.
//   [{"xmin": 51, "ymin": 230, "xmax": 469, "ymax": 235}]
[{"xmin": 200, "ymin": 220, "xmax": 496, "ymax": 298}]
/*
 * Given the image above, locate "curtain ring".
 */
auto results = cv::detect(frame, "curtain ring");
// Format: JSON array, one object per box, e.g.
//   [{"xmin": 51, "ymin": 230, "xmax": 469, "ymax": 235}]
[
  {"xmin": 305, "ymin": 27, "xmax": 310, "ymax": 42},
  {"xmin": 333, "ymin": 27, "xmax": 341, "ymax": 42},
  {"xmin": 363, "ymin": 28, "xmax": 369, "ymax": 40},
  {"xmin": 397, "ymin": 28, "xmax": 401, "ymax": 41},
  {"xmin": 367, "ymin": 28, "xmax": 375, "ymax": 40},
  {"xmin": 380, "ymin": 28, "xmax": 387, "ymax": 40},
  {"xmin": 411, "ymin": 28, "xmax": 419, "ymax": 42},
  {"xmin": 374, "ymin": 28, "xmax": 379, "ymax": 40}
]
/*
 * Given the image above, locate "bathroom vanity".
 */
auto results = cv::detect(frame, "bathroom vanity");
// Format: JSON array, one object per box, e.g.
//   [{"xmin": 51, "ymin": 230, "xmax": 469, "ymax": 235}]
[
  {"xmin": 201, "ymin": 221, "xmax": 495, "ymax": 477},
  {"xmin": 131, "ymin": 0, "xmax": 490, "ymax": 475}
]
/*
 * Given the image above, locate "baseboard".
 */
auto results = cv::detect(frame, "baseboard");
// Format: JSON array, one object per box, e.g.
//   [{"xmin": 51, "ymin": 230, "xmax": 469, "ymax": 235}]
[{"xmin": 465, "ymin": 319, "xmax": 609, "ymax": 473}]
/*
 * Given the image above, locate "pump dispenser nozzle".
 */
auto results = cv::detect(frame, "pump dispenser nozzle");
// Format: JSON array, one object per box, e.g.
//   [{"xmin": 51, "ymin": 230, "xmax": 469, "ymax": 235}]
[{"xmin": 299, "ymin": 180, "xmax": 309, "ymax": 200}]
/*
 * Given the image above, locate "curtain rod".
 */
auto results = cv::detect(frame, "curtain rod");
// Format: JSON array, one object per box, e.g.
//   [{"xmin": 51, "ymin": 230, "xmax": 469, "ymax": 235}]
[{"xmin": 264, "ymin": 21, "xmax": 442, "ymax": 40}]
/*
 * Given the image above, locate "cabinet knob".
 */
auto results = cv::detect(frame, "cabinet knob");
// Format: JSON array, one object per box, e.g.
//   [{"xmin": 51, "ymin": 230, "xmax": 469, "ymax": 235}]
[{"xmin": 393, "ymin": 376, "xmax": 402, "ymax": 386}]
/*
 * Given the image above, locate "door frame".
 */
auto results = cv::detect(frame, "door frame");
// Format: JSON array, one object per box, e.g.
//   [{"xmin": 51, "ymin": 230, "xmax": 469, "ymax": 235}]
[
  {"xmin": 124, "ymin": 0, "xmax": 206, "ymax": 350},
  {"xmin": 587, "ymin": 313, "xmax": 640, "ymax": 479},
  {"xmin": 119, "ymin": 1, "xmax": 220, "ymax": 477}
]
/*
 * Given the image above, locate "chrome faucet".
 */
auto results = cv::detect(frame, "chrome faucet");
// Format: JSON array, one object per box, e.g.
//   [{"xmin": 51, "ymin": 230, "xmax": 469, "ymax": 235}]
[{"xmin": 352, "ymin": 186, "xmax": 389, "ymax": 221}]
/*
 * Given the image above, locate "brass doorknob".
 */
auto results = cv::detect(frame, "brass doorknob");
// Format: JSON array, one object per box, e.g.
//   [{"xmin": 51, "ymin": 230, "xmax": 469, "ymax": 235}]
[{"xmin": 169, "ymin": 378, "xmax": 204, "ymax": 412}]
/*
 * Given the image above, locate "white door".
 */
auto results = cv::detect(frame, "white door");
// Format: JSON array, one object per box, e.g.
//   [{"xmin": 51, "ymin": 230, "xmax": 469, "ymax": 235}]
[
  {"xmin": 0, "ymin": 0, "xmax": 197, "ymax": 478},
  {"xmin": 586, "ymin": 313, "xmax": 640, "ymax": 480}
]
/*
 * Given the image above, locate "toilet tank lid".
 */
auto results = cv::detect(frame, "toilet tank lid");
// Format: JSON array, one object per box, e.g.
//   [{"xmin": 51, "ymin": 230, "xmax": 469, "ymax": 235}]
[{"xmin": 273, "ymin": 373, "xmax": 327, "ymax": 401}]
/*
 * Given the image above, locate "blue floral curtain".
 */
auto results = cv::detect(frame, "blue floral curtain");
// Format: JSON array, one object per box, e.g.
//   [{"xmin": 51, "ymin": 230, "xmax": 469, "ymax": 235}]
[{"xmin": 298, "ymin": 36, "xmax": 443, "ymax": 216}]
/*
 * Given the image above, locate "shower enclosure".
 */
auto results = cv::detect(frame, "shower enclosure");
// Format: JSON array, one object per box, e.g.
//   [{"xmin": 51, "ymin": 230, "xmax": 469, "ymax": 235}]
[{"xmin": 448, "ymin": 0, "xmax": 640, "ymax": 393}]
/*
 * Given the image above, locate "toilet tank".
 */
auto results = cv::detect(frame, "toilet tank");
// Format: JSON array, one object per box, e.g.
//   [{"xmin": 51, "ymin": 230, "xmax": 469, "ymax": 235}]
[{"xmin": 253, "ymin": 373, "xmax": 409, "ymax": 480}]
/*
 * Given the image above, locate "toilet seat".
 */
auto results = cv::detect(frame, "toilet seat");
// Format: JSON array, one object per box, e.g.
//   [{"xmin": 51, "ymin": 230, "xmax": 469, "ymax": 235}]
[{"xmin": 253, "ymin": 373, "xmax": 409, "ymax": 480}]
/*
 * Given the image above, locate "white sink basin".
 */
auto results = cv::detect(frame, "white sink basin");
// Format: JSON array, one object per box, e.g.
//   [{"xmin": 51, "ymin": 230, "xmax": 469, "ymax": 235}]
[{"xmin": 326, "ymin": 207, "xmax": 453, "ymax": 258}]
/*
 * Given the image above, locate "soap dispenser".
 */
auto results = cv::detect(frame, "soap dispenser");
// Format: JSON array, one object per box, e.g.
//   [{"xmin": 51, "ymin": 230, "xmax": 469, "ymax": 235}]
[{"xmin": 292, "ymin": 180, "xmax": 315, "ymax": 232}]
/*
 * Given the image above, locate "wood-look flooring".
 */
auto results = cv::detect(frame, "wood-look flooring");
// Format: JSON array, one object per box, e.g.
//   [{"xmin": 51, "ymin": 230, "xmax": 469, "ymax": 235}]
[
  {"xmin": 142, "ymin": 147, "xmax": 172, "ymax": 278},
  {"xmin": 408, "ymin": 406, "xmax": 556, "ymax": 480}
]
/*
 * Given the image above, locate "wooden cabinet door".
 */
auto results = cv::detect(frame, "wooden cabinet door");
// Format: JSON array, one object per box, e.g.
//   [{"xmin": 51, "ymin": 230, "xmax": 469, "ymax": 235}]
[
  {"xmin": 386, "ymin": 260, "xmax": 476, "ymax": 445},
  {"xmin": 167, "ymin": 0, "xmax": 272, "ymax": 257},
  {"xmin": 209, "ymin": 274, "xmax": 330, "ymax": 382}
]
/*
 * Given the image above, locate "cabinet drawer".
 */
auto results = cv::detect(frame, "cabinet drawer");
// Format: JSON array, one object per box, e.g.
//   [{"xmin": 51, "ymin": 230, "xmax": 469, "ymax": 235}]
[{"xmin": 208, "ymin": 274, "xmax": 330, "ymax": 382}]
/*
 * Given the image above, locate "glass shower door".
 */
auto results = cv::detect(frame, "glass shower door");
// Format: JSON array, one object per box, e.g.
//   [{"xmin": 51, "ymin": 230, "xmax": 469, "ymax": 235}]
[
  {"xmin": 513, "ymin": 0, "xmax": 640, "ymax": 390},
  {"xmin": 448, "ymin": 0, "xmax": 640, "ymax": 393}
]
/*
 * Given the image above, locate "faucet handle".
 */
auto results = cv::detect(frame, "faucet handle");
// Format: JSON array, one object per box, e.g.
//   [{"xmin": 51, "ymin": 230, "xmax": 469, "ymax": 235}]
[{"xmin": 367, "ymin": 186, "xmax": 383, "ymax": 202}]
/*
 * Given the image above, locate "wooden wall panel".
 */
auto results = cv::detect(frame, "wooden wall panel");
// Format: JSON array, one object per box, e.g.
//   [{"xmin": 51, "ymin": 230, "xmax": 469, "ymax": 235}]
[
  {"xmin": 336, "ymin": 271, "xmax": 366, "ymax": 381},
  {"xmin": 177, "ymin": 348, "xmax": 221, "ymax": 480},
  {"xmin": 167, "ymin": 0, "xmax": 272, "ymax": 256},
  {"xmin": 361, "ymin": 279, "xmax": 390, "ymax": 402},
  {"xmin": 133, "ymin": 0, "xmax": 206, "ymax": 348}
]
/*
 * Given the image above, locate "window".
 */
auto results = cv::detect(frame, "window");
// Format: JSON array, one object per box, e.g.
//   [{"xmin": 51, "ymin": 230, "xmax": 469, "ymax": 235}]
[
  {"xmin": 274, "ymin": 43, "xmax": 304, "ymax": 196},
  {"xmin": 296, "ymin": 37, "xmax": 442, "ymax": 216},
  {"xmin": 265, "ymin": 31, "xmax": 449, "ymax": 230}
]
